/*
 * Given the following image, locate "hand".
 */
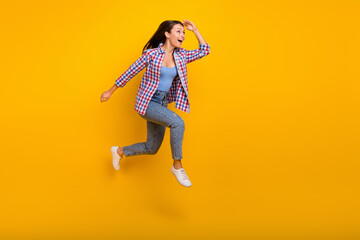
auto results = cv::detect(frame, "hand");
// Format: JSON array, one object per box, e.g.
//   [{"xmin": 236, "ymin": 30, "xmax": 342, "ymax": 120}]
[
  {"xmin": 100, "ymin": 91, "xmax": 112, "ymax": 103},
  {"xmin": 182, "ymin": 19, "xmax": 197, "ymax": 32}
]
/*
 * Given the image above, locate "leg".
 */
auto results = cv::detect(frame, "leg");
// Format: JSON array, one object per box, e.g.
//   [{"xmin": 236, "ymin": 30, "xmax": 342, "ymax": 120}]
[
  {"xmin": 140, "ymin": 101, "xmax": 185, "ymax": 162},
  {"xmin": 121, "ymin": 120, "xmax": 166, "ymax": 157}
]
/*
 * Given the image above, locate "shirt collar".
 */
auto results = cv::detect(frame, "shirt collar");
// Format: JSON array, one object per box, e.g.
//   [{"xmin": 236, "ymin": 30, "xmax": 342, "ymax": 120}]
[{"xmin": 158, "ymin": 42, "xmax": 179, "ymax": 54}]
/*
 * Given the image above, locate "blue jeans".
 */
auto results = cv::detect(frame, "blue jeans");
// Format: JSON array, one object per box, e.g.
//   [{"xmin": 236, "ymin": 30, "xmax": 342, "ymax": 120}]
[{"xmin": 122, "ymin": 89, "xmax": 185, "ymax": 160}]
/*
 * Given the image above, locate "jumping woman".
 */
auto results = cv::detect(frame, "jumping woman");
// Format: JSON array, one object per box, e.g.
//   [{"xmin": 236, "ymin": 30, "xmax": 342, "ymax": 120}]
[{"xmin": 100, "ymin": 19, "xmax": 210, "ymax": 187}]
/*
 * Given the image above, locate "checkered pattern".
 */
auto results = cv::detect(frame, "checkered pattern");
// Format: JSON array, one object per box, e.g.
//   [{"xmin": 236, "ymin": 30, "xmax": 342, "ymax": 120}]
[{"xmin": 115, "ymin": 42, "xmax": 211, "ymax": 115}]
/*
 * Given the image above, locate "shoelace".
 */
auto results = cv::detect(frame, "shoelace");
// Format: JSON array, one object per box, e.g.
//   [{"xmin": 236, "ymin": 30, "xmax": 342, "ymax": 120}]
[{"xmin": 179, "ymin": 169, "xmax": 189, "ymax": 181}]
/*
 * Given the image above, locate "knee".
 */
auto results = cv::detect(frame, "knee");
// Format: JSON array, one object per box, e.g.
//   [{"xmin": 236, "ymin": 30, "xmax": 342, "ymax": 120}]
[
  {"xmin": 145, "ymin": 142, "xmax": 161, "ymax": 155},
  {"xmin": 149, "ymin": 148, "xmax": 159, "ymax": 155},
  {"xmin": 173, "ymin": 117, "xmax": 185, "ymax": 131},
  {"xmin": 147, "ymin": 144, "xmax": 159, "ymax": 155}
]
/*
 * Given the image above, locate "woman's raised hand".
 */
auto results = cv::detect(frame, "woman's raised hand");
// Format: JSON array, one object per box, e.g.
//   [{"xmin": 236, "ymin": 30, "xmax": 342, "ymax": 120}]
[
  {"xmin": 182, "ymin": 19, "xmax": 197, "ymax": 31},
  {"xmin": 100, "ymin": 90, "xmax": 112, "ymax": 103}
]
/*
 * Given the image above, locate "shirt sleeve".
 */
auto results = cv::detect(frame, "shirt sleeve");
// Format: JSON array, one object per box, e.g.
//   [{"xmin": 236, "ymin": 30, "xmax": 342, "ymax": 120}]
[
  {"xmin": 115, "ymin": 50, "xmax": 149, "ymax": 88},
  {"xmin": 185, "ymin": 42, "xmax": 211, "ymax": 64}
]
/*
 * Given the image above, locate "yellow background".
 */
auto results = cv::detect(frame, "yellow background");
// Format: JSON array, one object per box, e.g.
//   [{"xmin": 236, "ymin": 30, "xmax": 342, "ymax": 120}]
[{"xmin": 1, "ymin": 0, "xmax": 359, "ymax": 239}]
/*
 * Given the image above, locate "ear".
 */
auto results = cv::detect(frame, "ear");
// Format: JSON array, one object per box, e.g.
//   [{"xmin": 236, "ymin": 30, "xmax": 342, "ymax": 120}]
[{"xmin": 164, "ymin": 31, "xmax": 170, "ymax": 38}]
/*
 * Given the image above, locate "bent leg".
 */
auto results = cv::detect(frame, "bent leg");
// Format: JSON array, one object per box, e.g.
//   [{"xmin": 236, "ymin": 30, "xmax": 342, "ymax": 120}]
[
  {"xmin": 123, "ymin": 120, "xmax": 166, "ymax": 157},
  {"xmin": 140, "ymin": 101, "xmax": 185, "ymax": 160}
]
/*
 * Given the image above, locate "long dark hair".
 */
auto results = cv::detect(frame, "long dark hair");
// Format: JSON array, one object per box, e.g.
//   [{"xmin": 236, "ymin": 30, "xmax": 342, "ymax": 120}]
[{"xmin": 142, "ymin": 20, "xmax": 184, "ymax": 54}]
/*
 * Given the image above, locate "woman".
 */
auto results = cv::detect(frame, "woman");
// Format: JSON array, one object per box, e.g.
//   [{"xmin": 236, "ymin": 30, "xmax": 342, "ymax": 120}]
[{"xmin": 100, "ymin": 19, "xmax": 210, "ymax": 187}]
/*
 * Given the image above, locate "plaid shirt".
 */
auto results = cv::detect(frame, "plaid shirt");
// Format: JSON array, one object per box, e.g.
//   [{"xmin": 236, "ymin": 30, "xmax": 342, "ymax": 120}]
[{"xmin": 115, "ymin": 42, "xmax": 211, "ymax": 115}]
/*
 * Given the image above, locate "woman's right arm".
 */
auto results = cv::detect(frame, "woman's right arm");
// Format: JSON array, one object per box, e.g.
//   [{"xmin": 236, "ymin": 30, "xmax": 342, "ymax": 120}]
[
  {"xmin": 100, "ymin": 50, "xmax": 149, "ymax": 102},
  {"xmin": 115, "ymin": 50, "xmax": 149, "ymax": 88}
]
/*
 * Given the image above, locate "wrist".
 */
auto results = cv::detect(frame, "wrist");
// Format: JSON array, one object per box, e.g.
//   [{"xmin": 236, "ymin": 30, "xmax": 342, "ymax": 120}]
[{"xmin": 109, "ymin": 84, "xmax": 118, "ymax": 93}]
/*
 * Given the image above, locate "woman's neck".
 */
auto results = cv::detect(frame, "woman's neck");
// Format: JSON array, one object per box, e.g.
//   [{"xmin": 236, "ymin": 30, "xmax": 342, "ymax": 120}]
[{"xmin": 161, "ymin": 42, "xmax": 175, "ymax": 55}]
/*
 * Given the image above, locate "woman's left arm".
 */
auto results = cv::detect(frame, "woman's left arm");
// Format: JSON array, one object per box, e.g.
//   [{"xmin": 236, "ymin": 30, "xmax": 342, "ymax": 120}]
[
  {"xmin": 183, "ymin": 19, "xmax": 206, "ymax": 44},
  {"xmin": 182, "ymin": 19, "xmax": 211, "ymax": 63},
  {"xmin": 193, "ymin": 29, "xmax": 206, "ymax": 45}
]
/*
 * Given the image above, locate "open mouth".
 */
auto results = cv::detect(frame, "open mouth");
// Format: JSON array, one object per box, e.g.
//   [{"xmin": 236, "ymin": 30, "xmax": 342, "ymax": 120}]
[{"xmin": 178, "ymin": 39, "xmax": 183, "ymax": 43}]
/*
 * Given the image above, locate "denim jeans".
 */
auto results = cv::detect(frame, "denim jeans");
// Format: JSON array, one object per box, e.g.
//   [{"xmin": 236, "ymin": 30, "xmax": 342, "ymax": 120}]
[{"xmin": 122, "ymin": 89, "xmax": 185, "ymax": 160}]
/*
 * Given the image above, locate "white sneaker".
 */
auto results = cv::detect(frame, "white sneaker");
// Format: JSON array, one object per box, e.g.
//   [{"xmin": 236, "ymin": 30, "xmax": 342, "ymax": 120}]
[
  {"xmin": 170, "ymin": 165, "xmax": 192, "ymax": 187},
  {"xmin": 111, "ymin": 146, "xmax": 122, "ymax": 170}
]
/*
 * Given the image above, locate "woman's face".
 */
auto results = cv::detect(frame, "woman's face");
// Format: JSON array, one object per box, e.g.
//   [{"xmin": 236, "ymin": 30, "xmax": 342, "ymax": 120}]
[{"xmin": 165, "ymin": 24, "xmax": 185, "ymax": 48}]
